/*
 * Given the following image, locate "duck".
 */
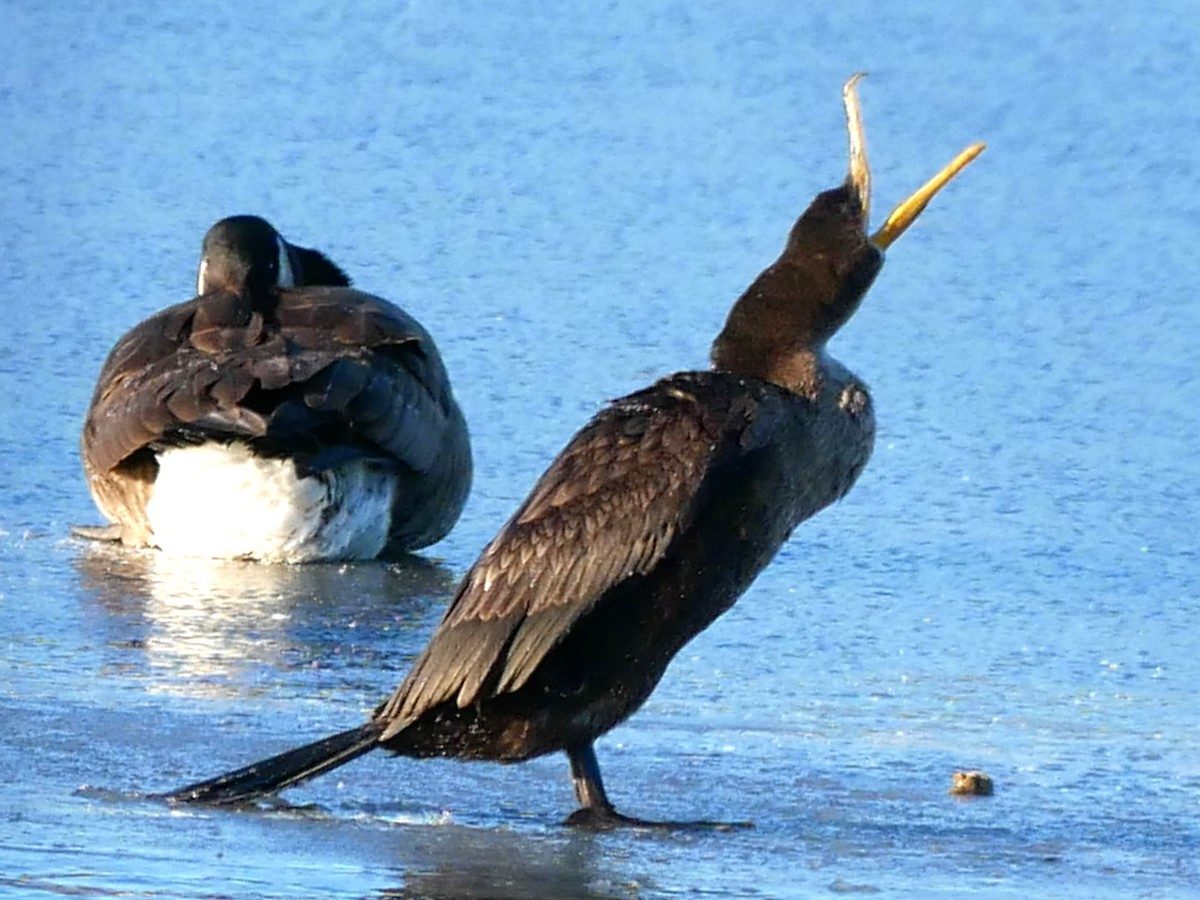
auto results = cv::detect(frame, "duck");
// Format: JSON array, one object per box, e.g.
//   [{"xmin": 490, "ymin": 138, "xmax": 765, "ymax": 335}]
[
  {"xmin": 161, "ymin": 77, "xmax": 983, "ymax": 825},
  {"xmin": 77, "ymin": 215, "xmax": 471, "ymax": 562}
]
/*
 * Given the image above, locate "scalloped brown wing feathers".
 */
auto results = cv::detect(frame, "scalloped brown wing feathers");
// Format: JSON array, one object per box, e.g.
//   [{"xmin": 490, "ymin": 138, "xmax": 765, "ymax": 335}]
[
  {"xmin": 81, "ymin": 288, "xmax": 445, "ymax": 477},
  {"xmin": 378, "ymin": 380, "xmax": 749, "ymax": 735}
]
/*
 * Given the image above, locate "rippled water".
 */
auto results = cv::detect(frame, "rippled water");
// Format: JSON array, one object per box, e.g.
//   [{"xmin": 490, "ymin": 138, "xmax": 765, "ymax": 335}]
[{"xmin": 3, "ymin": 2, "xmax": 1199, "ymax": 897}]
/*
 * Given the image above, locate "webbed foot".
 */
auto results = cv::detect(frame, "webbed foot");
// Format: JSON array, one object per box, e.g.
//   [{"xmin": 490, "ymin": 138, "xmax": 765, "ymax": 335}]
[{"xmin": 564, "ymin": 804, "xmax": 752, "ymax": 832}]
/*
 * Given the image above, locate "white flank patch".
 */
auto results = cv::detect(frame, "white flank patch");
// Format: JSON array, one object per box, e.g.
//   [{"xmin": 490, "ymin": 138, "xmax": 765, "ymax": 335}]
[
  {"xmin": 196, "ymin": 257, "xmax": 210, "ymax": 295},
  {"xmin": 147, "ymin": 443, "xmax": 395, "ymax": 563},
  {"xmin": 275, "ymin": 234, "xmax": 295, "ymax": 287}
]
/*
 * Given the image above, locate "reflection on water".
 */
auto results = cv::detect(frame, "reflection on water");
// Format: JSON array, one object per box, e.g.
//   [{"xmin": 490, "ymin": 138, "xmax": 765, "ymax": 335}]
[
  {"xmin": 376, "ymin": 826, "xmax": 627, "ymax": 900},
  {"xmin": 72, "ymin": 542, "xmax": 457, "ymax": 700}
]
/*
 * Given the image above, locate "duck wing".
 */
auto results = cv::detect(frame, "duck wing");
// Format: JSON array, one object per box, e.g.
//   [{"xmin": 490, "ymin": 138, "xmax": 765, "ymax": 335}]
[{"xmin": 82, "ymin": 287, "xmax": 464, "ymax": 480}]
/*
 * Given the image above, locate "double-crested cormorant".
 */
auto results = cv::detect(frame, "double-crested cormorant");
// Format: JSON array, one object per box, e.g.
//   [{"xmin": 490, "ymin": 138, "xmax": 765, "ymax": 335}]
[
  {"xmin": 162, "ymin": 77, "xmax": 983, "ymax": 825},
  {"xmin": 78, "ymin": 215, "xmax": 472, "ymax": 562}
]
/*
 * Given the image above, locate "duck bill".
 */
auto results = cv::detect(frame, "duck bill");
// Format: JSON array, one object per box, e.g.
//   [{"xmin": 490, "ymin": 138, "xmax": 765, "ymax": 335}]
[
  {"xmin": 843, "ymin": 72, "xmax": 871, "ymax": 227},
  {"xmin": 871, "ymin": 142, "xmax": 986, "ymax": 249}
]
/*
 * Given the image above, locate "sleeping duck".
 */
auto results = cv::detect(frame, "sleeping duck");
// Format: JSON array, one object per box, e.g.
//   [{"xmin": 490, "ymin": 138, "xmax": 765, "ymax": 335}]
[{"xmin": 77, "ymin": 215, "xmax": 471, "ymax": 563}]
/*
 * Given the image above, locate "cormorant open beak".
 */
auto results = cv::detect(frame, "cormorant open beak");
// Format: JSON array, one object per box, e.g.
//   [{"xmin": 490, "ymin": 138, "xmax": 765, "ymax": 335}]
[
  {"xmin": 843, "ymin": 73, "xmax": 872, "ymax": 228},
  {"xmin": 872, "ymin": 142, "xmax": 985, "ymax": 250},
  {"xmin": 842, "ymin": 73, "xmax": 986, "ymax": 251}
]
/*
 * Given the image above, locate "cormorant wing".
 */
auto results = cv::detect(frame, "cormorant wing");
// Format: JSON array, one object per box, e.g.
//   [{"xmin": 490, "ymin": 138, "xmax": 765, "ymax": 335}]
[{"xmin": 377, "ymin": 374, "xmax": 761, "ymax": 735}]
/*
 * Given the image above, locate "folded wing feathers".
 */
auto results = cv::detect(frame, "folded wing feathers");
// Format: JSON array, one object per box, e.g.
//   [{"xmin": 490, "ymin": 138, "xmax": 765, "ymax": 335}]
[
  {"xmin": 85, "ymin": 288, "xmax": 452, "ymax": 477},
  {"xmin": 375, "ymin": 381, "xmax": 735, "ymax": 730}
]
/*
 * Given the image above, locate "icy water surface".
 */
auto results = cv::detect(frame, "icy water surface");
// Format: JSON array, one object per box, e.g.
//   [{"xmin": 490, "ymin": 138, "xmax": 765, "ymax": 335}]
[{"xmin": 3, "ymin": 2, "xmax": 1200, "ymax": 897}]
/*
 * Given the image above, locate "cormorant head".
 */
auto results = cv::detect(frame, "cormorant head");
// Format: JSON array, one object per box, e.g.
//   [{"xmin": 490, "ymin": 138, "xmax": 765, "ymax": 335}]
[
  {"xmin": 712, "ymin": 75, "xmax": 984, "ymax": 385},
  {"xmin": 783, "ymin": 73, "xmax": 986, "ymax": 344}
]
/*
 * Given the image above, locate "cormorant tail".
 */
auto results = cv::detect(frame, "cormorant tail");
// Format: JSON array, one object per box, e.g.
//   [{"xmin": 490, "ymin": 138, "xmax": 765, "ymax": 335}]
[{"xmin": 159, "ymin": 722, "xmax": 383, "ymax": 805}]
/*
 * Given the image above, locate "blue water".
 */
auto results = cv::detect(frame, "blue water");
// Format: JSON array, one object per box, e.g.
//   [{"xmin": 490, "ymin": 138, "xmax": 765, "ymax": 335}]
[{"xmin": 3, "ymin": 2, "xmax": 1199, "ymax": 897}]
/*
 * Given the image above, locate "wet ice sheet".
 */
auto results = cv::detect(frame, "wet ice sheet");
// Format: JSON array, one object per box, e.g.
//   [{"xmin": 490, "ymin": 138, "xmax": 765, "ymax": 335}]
[
  {"xmin": 4, "ymin": 0, "xmax": 1200, "ymax": 897},
  {"xmin": 4, "ymin": 529, "xmax": 1197, "ymax": 898}
]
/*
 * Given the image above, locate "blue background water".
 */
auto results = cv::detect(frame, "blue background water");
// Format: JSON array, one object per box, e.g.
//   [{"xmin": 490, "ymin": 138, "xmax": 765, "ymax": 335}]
[{"xmin": 3, "ymin": 2, "xmax": 1198, "ymax": 897}]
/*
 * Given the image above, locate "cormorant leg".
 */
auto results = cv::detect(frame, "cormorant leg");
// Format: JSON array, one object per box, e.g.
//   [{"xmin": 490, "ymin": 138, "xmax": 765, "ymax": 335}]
[
  {"xmin": 562, "ymin": 743, "xmax": 752, "ymax": 831},
  {"xmin": 564, "ymin": 742, "xmax": 624, "ymax": 827}
]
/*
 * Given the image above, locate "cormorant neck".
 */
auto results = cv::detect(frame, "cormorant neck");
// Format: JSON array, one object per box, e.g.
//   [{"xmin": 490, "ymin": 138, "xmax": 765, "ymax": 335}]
[{"xmin": 710, "ymin": 223, "xmax": 883, "ymax": 395}]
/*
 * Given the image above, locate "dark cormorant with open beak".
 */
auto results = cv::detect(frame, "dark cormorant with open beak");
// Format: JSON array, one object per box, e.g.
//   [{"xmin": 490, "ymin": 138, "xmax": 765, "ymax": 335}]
[
  {"xmin": 78, "ymin": 215, "xmax": 471, "ymax": 562},
  {"xmin": 161, "ymin": 77, "xmax": 983, "ymax": 824}
]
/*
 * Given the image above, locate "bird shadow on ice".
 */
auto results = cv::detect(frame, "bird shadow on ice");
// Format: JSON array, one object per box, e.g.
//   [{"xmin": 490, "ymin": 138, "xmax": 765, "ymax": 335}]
[
  {"xmin": 370, "ymin": 822, "xmax": 646, "ymax": 900},
  {"xmin": 70, "ymin": 541, "xmax": 458, "ymax": 701}
]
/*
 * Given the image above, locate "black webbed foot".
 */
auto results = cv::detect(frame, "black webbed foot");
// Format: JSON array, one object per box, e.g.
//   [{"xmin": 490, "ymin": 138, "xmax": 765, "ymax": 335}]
[
  {"xmin": 564, "ymin": 805, "xmax": 753, "ymax": 832},
  {"xmin": 564, "ymin": 742, "xmax": 752, "ymax": 831}
]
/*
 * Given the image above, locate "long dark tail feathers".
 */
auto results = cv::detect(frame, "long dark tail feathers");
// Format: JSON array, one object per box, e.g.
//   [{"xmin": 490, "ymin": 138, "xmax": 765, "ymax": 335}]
[
  {"xmin": 157, "ymin": 722, "xmax": 383, "ymax": 806},
  {"xmin": 70, "ymin": 523, "xmax": 125, "ymax": 542}
]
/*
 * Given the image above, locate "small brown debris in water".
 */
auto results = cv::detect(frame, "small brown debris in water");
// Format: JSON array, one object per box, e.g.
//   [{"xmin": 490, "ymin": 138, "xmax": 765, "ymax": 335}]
[{"xmin": 949, "ymin": 770, "xmax": 994, "ymax": 796}]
